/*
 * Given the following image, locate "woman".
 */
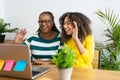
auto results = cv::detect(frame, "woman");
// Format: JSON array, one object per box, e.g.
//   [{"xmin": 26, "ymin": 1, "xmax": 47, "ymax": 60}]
[
  {"xmin": 59, "ymin": 12, "xmax": 94, "ymax": 69},
  {"xmin": 14, "ymin": 11, "xmax": 62, "ymax": 65}
]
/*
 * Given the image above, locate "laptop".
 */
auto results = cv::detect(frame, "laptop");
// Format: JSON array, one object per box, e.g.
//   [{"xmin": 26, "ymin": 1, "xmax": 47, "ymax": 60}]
[{"xmin": 0, "ymin": 44, "xmax": 51, "ymax": 80}]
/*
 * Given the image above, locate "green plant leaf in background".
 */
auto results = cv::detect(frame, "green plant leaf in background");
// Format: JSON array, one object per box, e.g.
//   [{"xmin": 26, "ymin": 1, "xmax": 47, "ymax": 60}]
[
  {"xmin": 0, "ymin": 19, "xmax": 19, "ymax": 34},
  {"xmin": 96, "ymin": 8, "xmax": 120, "ymax": 71}
]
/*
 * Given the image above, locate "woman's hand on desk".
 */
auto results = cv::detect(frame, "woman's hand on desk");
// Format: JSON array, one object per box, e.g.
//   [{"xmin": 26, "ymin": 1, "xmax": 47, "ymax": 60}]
[
  {"xmin": 32, "ymin": 59, "xmax": 44, "ymax": 65},
  {"xmin": 32, "ymin": 59, "xmax": 55, "ymax": 65}
]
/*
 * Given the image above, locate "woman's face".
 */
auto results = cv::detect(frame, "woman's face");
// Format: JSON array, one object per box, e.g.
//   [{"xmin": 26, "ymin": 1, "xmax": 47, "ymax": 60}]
[
  {"xmin": 63, "ymin": 17, "xmax": 74, "ymax": 35},
  {"xmin": 38, "ymin": 14, "xmax": 53, "ymax": 33}
]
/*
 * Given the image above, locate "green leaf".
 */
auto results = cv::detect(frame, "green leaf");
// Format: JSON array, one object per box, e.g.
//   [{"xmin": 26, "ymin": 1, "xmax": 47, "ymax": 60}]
[
  {"xmin": 0, "ymin": 19, "xmax": 19, "ymax": 34},
  {"xmin": 52, "ymin": 44, "xmax": 76, "ymax": 69},
  {"xmin": 96, "ymin": 8, "xmax": 120, "ymax": 71}
]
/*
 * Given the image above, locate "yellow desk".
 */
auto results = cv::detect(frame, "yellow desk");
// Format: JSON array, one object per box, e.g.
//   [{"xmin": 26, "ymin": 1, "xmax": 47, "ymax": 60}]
[{"xmin": 0, "ymin": 65, "xmax": 120, "ymax": 80}]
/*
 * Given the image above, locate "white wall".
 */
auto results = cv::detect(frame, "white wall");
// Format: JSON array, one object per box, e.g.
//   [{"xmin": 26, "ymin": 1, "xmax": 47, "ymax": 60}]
[
  {"xmin": 4, "ymin": 0, "xmax": 120, "ymax": 42},
  {"xmin": 0, "ymin": 0, "xmax": 5, "ymax": 18}
]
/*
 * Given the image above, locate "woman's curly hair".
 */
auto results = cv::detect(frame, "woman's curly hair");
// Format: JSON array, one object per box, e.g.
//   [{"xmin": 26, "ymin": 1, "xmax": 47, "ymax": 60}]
[{"xmin": 59, "ymin": 12, "xmax": 92, "ymax": 43}]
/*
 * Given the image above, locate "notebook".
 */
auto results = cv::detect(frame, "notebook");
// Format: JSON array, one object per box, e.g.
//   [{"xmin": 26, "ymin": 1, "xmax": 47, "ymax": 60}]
[{"xmin": 0, "ymin": 44, "xmax": 51, "ymax": 80}]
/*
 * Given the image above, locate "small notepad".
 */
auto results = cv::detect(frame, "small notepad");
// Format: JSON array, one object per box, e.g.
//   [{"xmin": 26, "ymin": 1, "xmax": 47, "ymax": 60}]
[
  {"xmin": 13, "ymin": 60, "xmax": 27, "ymax": 71},
  {"xmin": 0, "ymin": 60, "xmax": 5, "ymax": 70},
  {"xmin": 3, "ymin": 60, "xmax": 15, "ymax": 71}
]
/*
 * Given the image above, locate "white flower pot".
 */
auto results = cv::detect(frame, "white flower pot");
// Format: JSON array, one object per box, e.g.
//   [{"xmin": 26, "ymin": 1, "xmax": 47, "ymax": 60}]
[{"xmin": 58, "ymin": 67, "xmax": 73, "ymax": 80}]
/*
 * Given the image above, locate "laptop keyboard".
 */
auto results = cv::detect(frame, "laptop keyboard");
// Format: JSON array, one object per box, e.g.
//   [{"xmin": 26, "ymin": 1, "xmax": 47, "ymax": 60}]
[{"xmin": 32, "ymin": 71, "xmax": 41, "ymax": 76}]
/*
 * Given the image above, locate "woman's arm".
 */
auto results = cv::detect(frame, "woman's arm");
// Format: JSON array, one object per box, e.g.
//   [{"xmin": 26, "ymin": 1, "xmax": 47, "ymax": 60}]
[
  {"xmin": 72, "ymin": 21, "xmax": 85, "ymax": 54},
  {"xmin": 72, "ymin": 21, "xmax": 94, "ymax": 63}
]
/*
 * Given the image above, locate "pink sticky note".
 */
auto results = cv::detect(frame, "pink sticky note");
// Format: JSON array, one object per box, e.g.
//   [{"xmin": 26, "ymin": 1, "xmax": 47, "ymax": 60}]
[{"xmin": 3, "ymin": 60, "xmax": 15, "ymax": 71}]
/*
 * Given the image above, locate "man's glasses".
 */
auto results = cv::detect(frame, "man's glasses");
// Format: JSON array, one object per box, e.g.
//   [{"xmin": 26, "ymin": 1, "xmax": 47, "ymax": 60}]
[{"xmin": 38, "ymin": 20, "xmax": 51, "ymax": 24}]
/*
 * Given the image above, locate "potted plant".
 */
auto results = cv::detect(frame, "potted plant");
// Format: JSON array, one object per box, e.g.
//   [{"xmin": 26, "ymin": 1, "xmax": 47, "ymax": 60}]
[
  {"xmin": 0, "ymin": 19, "xmax": 19, "ymax": 43},
  {"xmin": 95, "ymin": 8, "xmax": 120, "ymax": 70},
  {"xmin": 52, "ymin": 44, "xmax": 76, "ymax": 80}
]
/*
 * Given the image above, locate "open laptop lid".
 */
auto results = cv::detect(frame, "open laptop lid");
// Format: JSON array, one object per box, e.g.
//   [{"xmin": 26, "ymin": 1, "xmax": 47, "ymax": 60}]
[{"xmin": 0, "ymin": 44, "xmax": 33, "ymax": 79}]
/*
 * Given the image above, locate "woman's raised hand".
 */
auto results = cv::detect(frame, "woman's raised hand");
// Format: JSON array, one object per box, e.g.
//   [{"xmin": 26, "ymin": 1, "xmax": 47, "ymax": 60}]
[
  {"xmin": 13, "ymin": 28, "xmax": 27, "ymax": 44},
  {"xmin": 72, "ymin": 21, "xmax": 78, "ymax": 40}
]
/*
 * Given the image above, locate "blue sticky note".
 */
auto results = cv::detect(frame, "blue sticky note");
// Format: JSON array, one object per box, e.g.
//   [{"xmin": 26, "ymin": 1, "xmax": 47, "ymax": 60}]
[{"xmin": 13, "ymin": 60, "xmax": 27, "ymax": 72}]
